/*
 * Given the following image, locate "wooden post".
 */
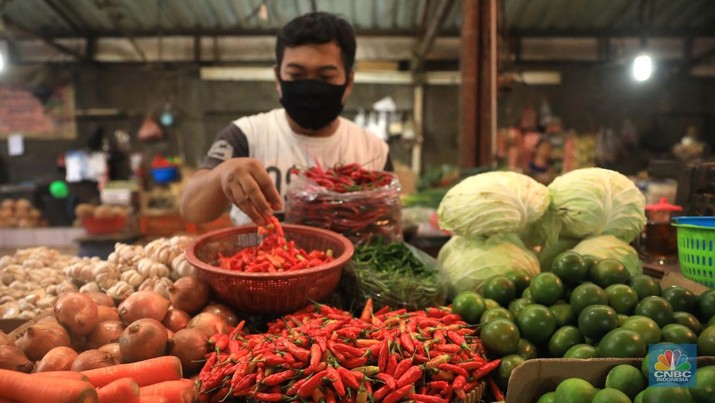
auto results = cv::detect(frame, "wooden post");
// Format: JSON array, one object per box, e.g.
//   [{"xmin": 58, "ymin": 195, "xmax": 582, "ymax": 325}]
[{"xmin": 459, "ymin": 0, "xmax": 497, "ymax": 168}]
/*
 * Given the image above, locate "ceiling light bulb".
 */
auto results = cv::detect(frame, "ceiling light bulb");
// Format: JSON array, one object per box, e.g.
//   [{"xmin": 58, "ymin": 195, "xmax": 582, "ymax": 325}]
[{"xmin": 633, "ymin": 54, "xmax": 653, "ymax": 82}]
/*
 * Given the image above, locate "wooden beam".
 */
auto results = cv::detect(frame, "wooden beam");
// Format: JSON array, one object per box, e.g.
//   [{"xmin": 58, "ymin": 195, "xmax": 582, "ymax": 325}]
[
  {"xmin": 42, "ymin": 0, "xmax": 85, "ymax": 36},
  {"xmin": 411, "ymin": 0, "xmax": 456, "ymax": 73},
  {"xmin": 3, "ymin": 17, "xmax": 83, "ymax": 60},
  {"xmin": 459, "ymin": 0, "xmax": 478, "ymax": 168}
]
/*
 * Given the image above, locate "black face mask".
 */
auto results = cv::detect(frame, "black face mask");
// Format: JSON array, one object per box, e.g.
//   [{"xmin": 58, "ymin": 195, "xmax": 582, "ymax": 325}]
[{"xmin": 279, "ymin": 79, "xmax": 347, "ymax": 131}]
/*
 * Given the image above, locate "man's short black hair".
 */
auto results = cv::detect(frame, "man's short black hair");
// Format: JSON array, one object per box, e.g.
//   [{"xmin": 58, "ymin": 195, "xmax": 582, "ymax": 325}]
[{"xmin": 276, "ymin": 12, "xmax": 357, "ymax": 72}]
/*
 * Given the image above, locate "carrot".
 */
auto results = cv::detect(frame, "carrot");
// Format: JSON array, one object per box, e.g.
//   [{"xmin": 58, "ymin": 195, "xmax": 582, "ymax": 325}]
[
  {"xmin": 139, "ymin": 380, "xmax": 196, "ymax": 403},
  {"xmin": 81, "ymin": 357, "xmax": 182, "ymax": 388},
  {"xmin": 0, "ymin": 369, "xmax": 97, "ymax": 403},
  {"xmin": 138, "ymin": 396, "xmax": 169, "ymax": 403},
  {"xmin": 32, "ymin": 371, "xmax": 89, "ymax": 382},
  {"xmin": 97, "ymin": 377, "xmax": 140, "ymax": 403}
]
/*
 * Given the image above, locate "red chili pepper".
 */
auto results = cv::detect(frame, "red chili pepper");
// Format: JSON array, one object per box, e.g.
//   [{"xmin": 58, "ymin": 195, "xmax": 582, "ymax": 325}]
[
  {"xmin": 298, "ymin": 370, "xmax": 328, "ymax": 398},
  {"xmin": 458, "ymin": 360, "xmax": 485, "ymax": 371},
  {"xmin": 324, "ymin": 387, "xmax": 337, "ymax": 403},
  {"xmin": 408, "ymin": 393, "xmax": 447, "ymax": 403},
  {"xmin": 332, "ymin": 343, "xmax": 364, "ymax": 357},
  {"xmin": 341, "ymin": 356, "xmax": 368, "ymax": 369},
  {"xmin": 393, "ymin": 357, "xmax": 413, "ymax": 379},
  {"xmin": 335, "ymin": 366, "xmax": 360, "ymax": 390},
  {"xmin": 473, "ymin": 359, "xmax": 501, "ymax": 380},
  {"xmin": 372, "ymin": 386, "xmax": 391, "ymax": 401},
  {"xmin": 262, "ymin": 369, "xmax": 296, "ymax": 386},
  {"xmin": 425, "ymin": 354, "xmax": 451, "ymax": 369},
  {"xmin": 438, "ymin": 363, "xmax": 470, "ymax": 378},
  {"xmin": 328, "ymin": 366, "xmax": 346, "ymax": 397},
  {"xmin": 396, "ymin": 365, "xmax": 423, "ymax": 388},
  {"xmin": 429, "ymin": 381, "xmax": 449, "ymax": 390},
  {"xmin": 383, "ymin": 384, "xmax": 412, "ymax": 403},
  {"xmin": 434, "ymin": 344, "xmax": 460, "ymax": 354},
  {"xmin": 360, "ymin": 298, "xmax": 373, "ymax": 323},
  {"xmin": 286, "ymin": 376, "xmax": 309, "ymax": 396},
  {"xmin": 231, "ymin": 373, "xmax": 257, "ymax": 394},
  {"xmin": 386, "ymin": 354, "xmax": 398, "ymax": 376},
  {"xmin": 283, "ymin": 340, "xmax": 311, "ymax": 362},
  {"xmin": 309, "ymin": 343, "xmax": 322, "ymax": 369},
  {"xmin": 252, "ymin": 392, "xmax": 283, "ymax": 401},
  {"xmin": 378, "ymin": 339, "xmax": 389, "ymax": 372}
]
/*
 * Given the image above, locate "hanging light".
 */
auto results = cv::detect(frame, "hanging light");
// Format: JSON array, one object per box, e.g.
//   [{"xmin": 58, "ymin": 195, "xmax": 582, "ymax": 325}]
[
  {"xmin": 0, "ymin": 50, "xmax": 5, "ymax": 73},
  {"xmin": 632, "ymin": 53, "xmax": 653, "ymax": 82}
]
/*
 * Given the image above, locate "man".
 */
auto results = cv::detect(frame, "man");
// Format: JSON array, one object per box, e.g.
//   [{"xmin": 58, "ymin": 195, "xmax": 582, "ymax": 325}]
[{"xmin": 180, "ymin": 12, "xmax": 392, "ymax": 226}]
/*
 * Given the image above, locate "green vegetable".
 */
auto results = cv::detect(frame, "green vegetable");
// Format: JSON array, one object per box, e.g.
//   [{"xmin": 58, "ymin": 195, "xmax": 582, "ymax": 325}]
[
  {"xmin": 571, "ymin": 235, "xmax": 643, "ymax": 277},
  {"xmin": 349, "ymin": 240, "xmax": 447, "ymax": 310},
  {"xmin": 438, "ymin": 234, "xmax": 541, "ymax": 297},
  {"xmin": 437, "ymin": 171, "xmax": 550, "ymax": 238},
  {"xmin": 548, "ymin": 168, "xmax": 646, "ymax": 243}
]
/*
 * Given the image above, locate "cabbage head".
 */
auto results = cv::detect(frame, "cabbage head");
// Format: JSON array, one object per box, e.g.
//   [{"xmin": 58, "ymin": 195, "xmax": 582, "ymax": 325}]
[
  {"xmin": 438, "ymin": 171, "xmax": 550, "ymax": 238},
  {"xmin": 438, "ymin": 234, "xmax": 541, "ymax": 297},
  {"xmin": 571, "ymin": 235, "xmax": 643, "ymax": 277},
  {"xmin": 549, "ymin": 168, "xmax": 646, "ymax": 243}
]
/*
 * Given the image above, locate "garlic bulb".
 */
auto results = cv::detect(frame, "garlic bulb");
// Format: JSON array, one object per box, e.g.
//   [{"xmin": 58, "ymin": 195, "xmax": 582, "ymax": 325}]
[
  {"xmin": 105, "ymin": 281, "xmax": 133, "ymax": 300},
  {"xmin": 93, "ymin": 262, "xmax": 119, "ymax": 290},
  {"xmin": 64, "ymin": 260, "xmax": 94, "ymax": 283},
  {"xmin": 79, "ymin": 282, "xmax": 101, "ymax": 293},
  {"xmin": 56, "ymin": 280, "xmax": 78, "ymax": 295},
  {"xmin": 120, "ymin": 270, "xmax": 145, "ymax": 288},
  {"xmin": 170, "ymin": 254, "xmax": 197, "ymax": 280},
  {"xmin": 137, "ymin": 258, "xmax": 169, "ymax": 279},
  {"xmin": 138, "ymin": 277, "xmax": 174, "ymax": 299}
]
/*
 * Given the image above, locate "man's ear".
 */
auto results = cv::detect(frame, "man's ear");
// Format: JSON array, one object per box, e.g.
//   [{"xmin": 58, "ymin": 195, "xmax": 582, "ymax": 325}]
[
  {"xmin": 273, "ymin": 64, "xmax": 282, "ymax": 97},
  {"xmin": 342, "ymin": 70, "xmax": 355, "ymax": 102}
]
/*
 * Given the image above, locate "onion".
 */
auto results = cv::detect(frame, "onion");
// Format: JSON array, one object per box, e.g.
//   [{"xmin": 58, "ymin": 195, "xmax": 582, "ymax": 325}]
[
  {"xmin": 187, "ymin": 313, "xmax": 230, "ymax": 338},
  {"xmin": 202, "ymin": 304, "xmax": 239, "ymax": 327},
  {"xmin": 169, "ymin": 277, "xmax": 209, "ymax": 315},
  {"xmin": 70, "ymin": 349, "xmax": 118, "ymax": 371},
  {"xmin": 97, "ymin": 306, "xmax": 120, "ymax": 322},
  {"xmin": 54, "ymin": 292, "xmax": 99, "ymax": 337},
  {"xmin": 162, "ymin": 308, "xmax": 191, "ymax": 332},
  {"xmin": 167, "ymin": 329, "xmax": 208, "ymax": 376},
  {"xmin": 88, "ymin": 321, "xmax": 124, "ymax": 349},
  {"xmin": 83, "ymin": 291, "xmax": 115, "ymax": 307},
  {"xmin": 36, "ymin": 346, "xmax": 78, "ymax": 372},
  {"xmin": 15, "ymin": 320, "xmax": 71, "ymax": 361},
  {"xmin": 119, "ymin": 318, "xmax": 168, "ymax": 363},
  {"xmin": 118, "ymin": 291, "xmax": 170, "ymax": 326},
  {"xmin": 99, "ymin": 343, "xmax": 122, "ymax": 363},
  {"xmin": 0, "ymin": 330, "xmax": 12, "ymax": 346},
  {"xmin": 0, "ymin": 345, "xmax": 34, "ymax": 373}
]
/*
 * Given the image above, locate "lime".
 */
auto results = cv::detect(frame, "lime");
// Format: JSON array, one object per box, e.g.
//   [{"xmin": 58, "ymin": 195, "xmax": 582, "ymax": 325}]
[
  {"xmin": 552, "ymin": 252, "xmax": 588, "ymax": 286},
  {"xmin": 516, "ymin": 338, "xmax": 538, "ymax": 360},
  {"xmin": 496, "ymin": 354, "xmax": 525, "ymax": 390},
  {"xmin": 517, "ymin": 304, "xmax": 557, "ymax": 344},
  {"xmin": 548, "ymin": 326, "xmax": 584, "ymax": 358},
  {"xmin": 660, "ymin": 286, "xmax": 697, "ymax": 313},
  {"xmin": 606, "ymin": 364, "xmax": 646, "ymax": 399},
  {"xmin": 563, "ymin": 343, "xmax": 598, "ymax": 359},
  {"xmin": 536, "ymin": 391, "xmax": 556, "ymax": 403},
  {"xmin": 709, "ymin": 315, "xmax": 715, "ymax": 326},
  {"xmin": 622, "ymin": 315, "xmax": 662, "ymax": 345},
  {"xmin": 629, "ymin": 275, "xmax": 661, "ymax": 300},
  {"xmin": 481, "ymin": 318, "xmax": 520, "ymax": 357},
  {"xmin": 592, "ymin": 388, "xmax": 631, "ymax": 403},
  {"xmin": 509, "ymin": 298, "xmax": 532, "ymax": 318},
  {"xmin": 451, "ymin": 291, "xmax": 486, "ymax": 324},
  {"xmin": 661, "ymin": 323, "xmax": 698, "ymax": 344},
  {"xmin": 690, "ymin": 365, "xmax": 715, "ymax": 403},
  {"xmin": 700, "ymin": 289, "xmax": 715, "ymax": 322},
  {"xmin": 550, "ymin": 303, "xmax": 576, "ymax": 327},
  {"xmin": 570, "ymin": 282, "xmax": 608, "ymax": 315},
  {"xmin": 598, "ymin": 328, "xmax": 646, "ymax": 358},
  {"xmin": 590, "ymin": 258, "xmax": 631, "ymax": 287},
  {"xmin": 635, "ymin": 296, "xmax": 674, "ymax": 327},
  {"xmin": 642, "ymin": 385, "xmax": 693, "ymax": 403},
  {"xmin": 606, "ymin": 284, "xmax": 639, "ymax": 315},
  {"xmin": 641, "ymin": 356, "xmax": 649, "ymax": 379},
  {"xmin": 698, "ymin": 325, "xmax": 715, "ymax": 356},
  {"xmin": 555, "ymin": 378, "xmax": 596, "ymax": 403},
  {"xmin": 505, "ymin": 270, "xmax": 532, "ymax": 294},
  {"xmin": 578, "ymin": 304, "xmax": 618, "ymax": 340},
  {"xmin": 618, "ymin": 314, "xmax": 630, "ymax": 325},
  {"xmin": 483, "ymin": 276, "xmax": 517, "ymax": 307},
  {"xmin": 480, "ymin": 307, "xmax": 514, "ymax": 325},
  {"xmin": 634, "ymin": 391, "xmax": 644, "ymax": 403},
  {"xmin": 582, "ymin": 255, "xmax": 599, "ymax": 272},
  {"xmin": 673, "ymin": 311, "xmax": 703, "ymax": 335},
  {"xmin": 529, "ymin": 273, "xmax": 565, "ymax": 306},
  {"xmin": 484, "ymin": 298, "xmax": 500, "ymax": 310}
]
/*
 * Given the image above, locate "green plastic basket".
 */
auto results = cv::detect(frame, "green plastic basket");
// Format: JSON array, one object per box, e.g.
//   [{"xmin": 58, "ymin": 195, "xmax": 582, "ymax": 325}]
[{"xmin": 673, "ymin": 217, "xmax": 715, "ymax": 288}]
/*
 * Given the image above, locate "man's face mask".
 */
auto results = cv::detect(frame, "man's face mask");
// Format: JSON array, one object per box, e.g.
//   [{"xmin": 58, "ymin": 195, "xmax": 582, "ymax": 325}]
[{"xmin": 279, "ymin": 78, "xmax": 347, "ymax": 131}]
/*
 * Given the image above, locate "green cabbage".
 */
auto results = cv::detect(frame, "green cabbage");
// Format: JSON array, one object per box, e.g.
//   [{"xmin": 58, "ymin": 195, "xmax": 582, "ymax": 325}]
[
  {"xmin": 549, "ymin": 168, "xmax": 646, "ymax": 243},
  {"xmin": 438, "ymin": 234, "xmax": 541, "ymax": 297},
  {"xmin": 571, "ymin": 235, "xmax": 643, "ymax": 277},
  {"xmin": 438, "ymin": 171, "xmax": 550, "ymax": 238}
]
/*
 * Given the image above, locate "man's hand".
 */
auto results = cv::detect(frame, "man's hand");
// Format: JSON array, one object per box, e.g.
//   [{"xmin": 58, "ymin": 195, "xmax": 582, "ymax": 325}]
[{"xmin": 217, "ymin": 158, "xmax": 282, "ymax": 225}]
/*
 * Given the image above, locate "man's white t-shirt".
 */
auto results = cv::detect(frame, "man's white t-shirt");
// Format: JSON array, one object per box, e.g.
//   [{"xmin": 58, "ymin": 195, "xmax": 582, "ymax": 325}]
[{"xmin": 202, "ymin": 108, "xmax": 391, "ymax": 225}]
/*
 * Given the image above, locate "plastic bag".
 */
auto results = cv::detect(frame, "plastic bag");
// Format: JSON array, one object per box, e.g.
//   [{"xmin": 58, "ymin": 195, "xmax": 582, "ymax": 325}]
[
  {"xmin": 285, "ymin": 172, "xmax": 402, "ymax": 245},
  {"xmin": 345, "ymin": 241, "xmax": 448, "ymax": 311}
]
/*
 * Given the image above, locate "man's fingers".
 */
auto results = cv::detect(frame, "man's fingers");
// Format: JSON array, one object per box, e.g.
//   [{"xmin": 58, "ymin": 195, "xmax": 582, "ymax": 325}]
[
  {"xmin": 252, "ymin": 170, "xmax": 282, "ymax": 211},
  {"xmin": 228, "ymin": 183, "xmax": 266, "ymax": 225},
  {"xmin": 238, "ymin": 176, "xmax": 273, "ymax": 218}
]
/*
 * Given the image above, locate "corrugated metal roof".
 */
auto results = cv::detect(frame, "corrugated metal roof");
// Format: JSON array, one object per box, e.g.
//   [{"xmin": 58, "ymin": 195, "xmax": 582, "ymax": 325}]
[{"xmin": 2, "ymin": 0, "xmax": 713, "ymax": 39}]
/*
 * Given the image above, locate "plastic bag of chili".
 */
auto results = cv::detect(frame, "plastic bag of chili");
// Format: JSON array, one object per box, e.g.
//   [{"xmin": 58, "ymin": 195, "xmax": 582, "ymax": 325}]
[{"xmin": 285, "ymin": 164, "xmax": 402, "ymax": 245}]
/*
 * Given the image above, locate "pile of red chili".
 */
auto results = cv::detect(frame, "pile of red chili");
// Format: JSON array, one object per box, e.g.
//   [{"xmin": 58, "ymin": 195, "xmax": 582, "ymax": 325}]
[
  {"xmin": 217, "ymin": 216, "xmax": 334, "ymax": 273},
  {"xmin": 197, "ymin": 300, "xmax": 502, "ymax": 402},
  {"xmin": 286, "ymin": 163, "xmax": 402, "ymax": 245}
]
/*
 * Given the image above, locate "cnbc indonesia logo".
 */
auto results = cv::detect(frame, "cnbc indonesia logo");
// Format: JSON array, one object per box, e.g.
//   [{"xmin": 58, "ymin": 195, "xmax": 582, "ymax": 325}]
[{"xmin": 652, "ymin": 349, "xmax": 693, "ymax": 384}]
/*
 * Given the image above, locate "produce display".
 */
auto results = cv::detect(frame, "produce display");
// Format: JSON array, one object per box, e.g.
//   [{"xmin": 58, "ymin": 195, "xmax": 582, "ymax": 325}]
[
  {"xmin": 286, "ymin": 163, "xmax": 402, "ymax": 245},
  {"xmin": 74, "ymin": 204, "xmax": 129, "ymax": 221},
  {"xmin": 348, "ymin": 240, "xmax": 448, "ymax": 310},
  {"xmin": 198, "ymin": 301, "xmax": 501, "ymax": 402},
  {"xmin": 218, "ymin": 216, "xmax": 334, "ymax": 273},
  {"xmin": 0, "ymin": 198, "xmax": 46, "ymax": 228}
]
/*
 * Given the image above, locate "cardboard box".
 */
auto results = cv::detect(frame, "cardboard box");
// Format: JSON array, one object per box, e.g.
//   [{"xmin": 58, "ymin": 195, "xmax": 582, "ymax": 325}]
[{"xmin": 506, "ymin": 357, "xmax": 715, "ymax": 403}]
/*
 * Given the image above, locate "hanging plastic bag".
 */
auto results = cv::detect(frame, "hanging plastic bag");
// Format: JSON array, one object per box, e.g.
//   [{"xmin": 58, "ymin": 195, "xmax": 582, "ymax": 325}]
[{"xmin": 137, "ymin": 115, "xmax": 164, "ymax": 142}]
